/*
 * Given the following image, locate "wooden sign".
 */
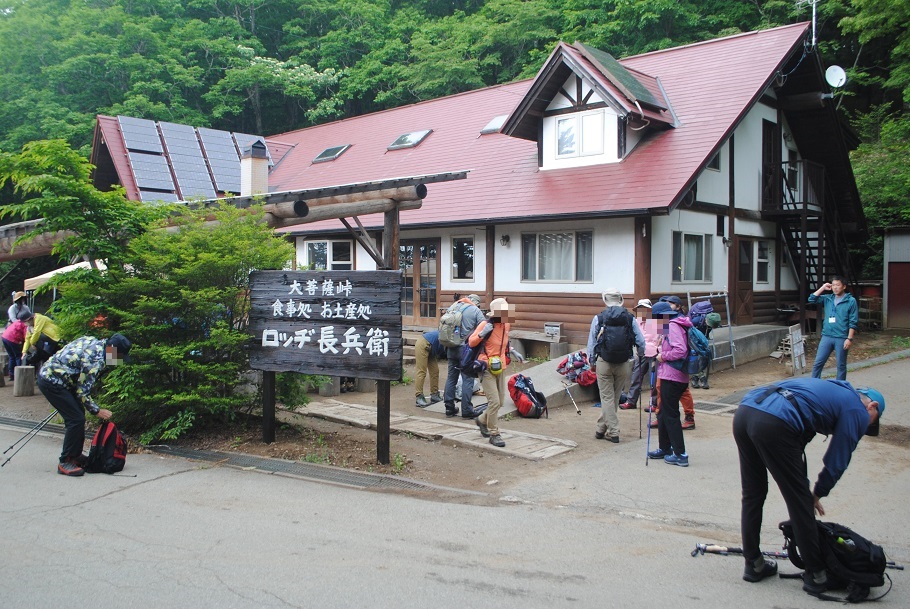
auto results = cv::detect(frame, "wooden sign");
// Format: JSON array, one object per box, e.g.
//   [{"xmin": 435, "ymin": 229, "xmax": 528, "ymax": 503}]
[
  {"xmin": 788, "ymin": 323, "xmax": 806, "ymax": 375},
  {"xmin": 248, "ymin": 270, "xmax": 403, "ymax": 381}
]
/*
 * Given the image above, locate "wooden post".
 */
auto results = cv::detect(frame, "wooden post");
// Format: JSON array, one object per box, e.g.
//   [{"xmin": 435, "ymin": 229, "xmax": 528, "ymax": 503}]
[
  {"xmin": 262, "ymin": 370, "xmax": 275, "ymax": 444},
  {"xmin": 0, "ymin": 352, "xmax": 7, "ymax": 387},
  {"xmin": 376, "ymin": 206, "xmax": 400, "ymax": 465},
  {"xmin": 13, "ymin": 365, "xmax": 35, "ymax": 397}
]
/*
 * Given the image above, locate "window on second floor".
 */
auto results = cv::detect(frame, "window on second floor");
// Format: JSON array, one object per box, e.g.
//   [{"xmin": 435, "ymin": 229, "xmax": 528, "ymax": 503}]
[
  {"xmin": 672, "ymin": 231, "xmax": 712, "ymax": 282},
  {"xmin": 556, "ymin": 110, "xmax": 604, "ymax": 158},
  {"xmin": 521, "ymin": 231, "xmax": 593, "ymax": 282},
  {"xmin": 304, "ymin": 239, "xmax": 353, "ymax": 271}
]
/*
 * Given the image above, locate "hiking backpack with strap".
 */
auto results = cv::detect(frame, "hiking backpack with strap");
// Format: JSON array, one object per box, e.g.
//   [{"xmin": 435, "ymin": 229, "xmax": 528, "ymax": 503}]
[
  {"xmin": 594, "ymin": 309, "xmax": 635, "ymax": 364},
  {"xmin": 84, "ymin": 421, "xmax": 127, "ymax": 474},
  {"xmin": 780, "ymin": 519, "xmax": 890, "ymax": 603},
  {"xmin": 508, "ymin": 374, "xmax": 548, "ymax": 418},
  {"xmin": 667, "ymin": 325, "xmax": 712, "ymax": 375},
  {"xmin": 688, "ymin": 300, "xmax": 714, "ymax": 331},
  {"xmin": 438, "ymin": 302, "xmax": 469, "ymax": 348}
]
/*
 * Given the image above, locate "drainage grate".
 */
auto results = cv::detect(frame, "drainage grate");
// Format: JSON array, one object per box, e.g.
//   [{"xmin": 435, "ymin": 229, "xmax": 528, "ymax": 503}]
[
  {"xmin": 694, "ymin": 401, "xmax": 738, "ymax": 414},
  {"xmin": 150, "ymin": 445, "xmax": 485, "ymax": 496}
]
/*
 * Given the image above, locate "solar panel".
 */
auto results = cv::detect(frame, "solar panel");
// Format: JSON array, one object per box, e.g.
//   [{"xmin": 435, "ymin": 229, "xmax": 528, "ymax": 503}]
[
  {"xmin": 139, "ymin": 190, "xmax": 180, "ymax": 203},
  {"xmin": 128, "ymin": 151, "xmax": 175, "ymax": 191},
  {"xmin": 198, "ymin": 127, "xmax": 241, "ymax": 194},
  {"xmin": 159, "ymin": 122, "xmax": 216, "ymax": 199},
  {"xmin": 118, "ymin": 116, "xmax": 163, "ymax": 153}
]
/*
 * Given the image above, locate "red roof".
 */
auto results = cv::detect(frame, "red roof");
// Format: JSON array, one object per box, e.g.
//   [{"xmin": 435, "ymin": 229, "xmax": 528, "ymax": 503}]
[{"xmin": 272, "ymin": 23, "xmax": 810, "ymax": 234}]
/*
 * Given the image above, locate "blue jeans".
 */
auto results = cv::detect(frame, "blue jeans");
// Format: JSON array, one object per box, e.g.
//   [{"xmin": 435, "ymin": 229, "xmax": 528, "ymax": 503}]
[{"xmin": 811, "ymin": 335, "xmax": 848, "ymax": 380}]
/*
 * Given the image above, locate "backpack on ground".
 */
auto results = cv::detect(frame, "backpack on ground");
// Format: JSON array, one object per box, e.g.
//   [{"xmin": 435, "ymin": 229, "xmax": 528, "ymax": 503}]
[
  {"xmin": 668, "ymin": 326, "xmax": 712, "ymax": 375},
  {"xmin": 780, "ymin": 519, "xmax": 891, "ymax": 602},
  {"xmin": 508, "ymin": 374, "xmax": 548, "ymax": 418},
  {"xmin": 438, "ymin": 302, "xmax": 469, "ymax": 348},
  {"xmin": 84, "ymin": 421, "xmax": 127, "ymax": 474},
  {"xmin": 593, "ymin": 310, "xmax": 635, "ymax": 364}
]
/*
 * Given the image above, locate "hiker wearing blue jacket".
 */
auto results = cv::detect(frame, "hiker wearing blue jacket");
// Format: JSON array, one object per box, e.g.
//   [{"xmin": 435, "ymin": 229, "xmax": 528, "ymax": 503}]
[
  {"xmin": 733, "ymin": 378, "xmax": 885, "ymax": 597},
  {"xmin": 808, "ymin": 277, "xmax": 858, "ymax": 380}
]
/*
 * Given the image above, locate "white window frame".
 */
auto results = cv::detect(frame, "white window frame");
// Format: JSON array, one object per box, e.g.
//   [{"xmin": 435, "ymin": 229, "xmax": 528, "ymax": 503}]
[
  {"xmin": 757, "ymin": 240, "xmax": 770, "ymax": 284},
  {"xmin": 521, "ymin": 230, "xmax": 593, "ymax": 283},
  {"xmin": 302, "ymin": 239, "xmax": 353, "ymax": 271},
  {"xmin": 451, "ymin": 236, "xmax": 474, "ymax": 281},
  {"xmin": 672, "ymin": 231, "xmax": 713, "ymax": 283},
  {"xmin": 556, "ymin": 110, "xmax": 605, "ymax": 159}
]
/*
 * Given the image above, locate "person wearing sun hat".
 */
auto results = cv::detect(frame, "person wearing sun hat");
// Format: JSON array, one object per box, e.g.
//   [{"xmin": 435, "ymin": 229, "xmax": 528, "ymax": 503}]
[
  {"xmin": 620, "ymin": 298, "xmax": 658, "ymax": 410},
  {"xmin": 7, "ymin": 291, "xmax": 31, "ymax": 326},
  {"xmin": 470, "ymin": 297, "xmax": 515, "ymax": 448},
  {"xmin": 733, "ymin": 378, "xmax": 885, "ymax": 597}
]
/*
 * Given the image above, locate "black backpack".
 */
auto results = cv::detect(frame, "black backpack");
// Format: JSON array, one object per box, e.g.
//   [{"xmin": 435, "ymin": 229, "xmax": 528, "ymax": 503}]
[
  {"xmin": 780, "ymin": 520, "xmax": 891, "ymax": 602},
  {"xmin": 594, "ymin": 309, "xmax": 635, "ymax": 364},
  {"xmin": 85, "ymin": 421, "xmax": 128, "ymax": 474}
]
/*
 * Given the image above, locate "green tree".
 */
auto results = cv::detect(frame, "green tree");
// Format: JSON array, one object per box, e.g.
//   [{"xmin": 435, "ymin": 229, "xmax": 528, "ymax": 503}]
[
  {"xmin": 0, "ymin": 139, "xmax": 162, "ymax": 264},
  {"xmin": 50, "ymin": 202, "xmax": 295, "ymax": 442}
]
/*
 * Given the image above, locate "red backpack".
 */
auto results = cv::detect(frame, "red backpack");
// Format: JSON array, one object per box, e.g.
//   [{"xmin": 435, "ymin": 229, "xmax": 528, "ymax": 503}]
[
  {"xmin": 85, "ymin": 421, "xmax": 127, "ymax": 474},
  {"xmin": 508, "ymin": 374, "xmax": 548, "ymax": 418}
]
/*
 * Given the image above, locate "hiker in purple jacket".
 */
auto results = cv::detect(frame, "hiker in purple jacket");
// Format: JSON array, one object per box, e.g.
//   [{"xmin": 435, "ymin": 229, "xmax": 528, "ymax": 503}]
[{"xmin": 648, "ymin": 299, "xmax": 693, "ymax": 467}]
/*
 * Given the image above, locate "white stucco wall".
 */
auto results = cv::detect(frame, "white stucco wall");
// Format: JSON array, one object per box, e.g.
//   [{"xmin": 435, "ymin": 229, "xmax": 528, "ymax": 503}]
[{"xmin": 651, "ymin": 210, "xmax": 727, "ymax": 293}]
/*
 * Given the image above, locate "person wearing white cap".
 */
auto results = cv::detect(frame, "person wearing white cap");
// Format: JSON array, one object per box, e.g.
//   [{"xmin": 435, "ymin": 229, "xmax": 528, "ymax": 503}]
[
  {"xmin": 587, "ymin": 288, "xmax": 645, "ymax": 443},
  {"xmin": 620, "ymin": 299, "xmax": 659, "ymax": 409}
]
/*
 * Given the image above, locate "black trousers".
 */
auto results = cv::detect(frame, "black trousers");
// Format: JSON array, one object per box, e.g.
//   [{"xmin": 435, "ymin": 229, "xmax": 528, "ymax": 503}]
[
  {"xmin": 37, "ymin": 377, "xmax": 85, "ymax": 463},
  {"xmin": 732, "ymin": 404, "xmax": 823, "ymax": 572},
  {"xmin": 657, "ymin": 378, "xmax": 687, "ymax": 456}
]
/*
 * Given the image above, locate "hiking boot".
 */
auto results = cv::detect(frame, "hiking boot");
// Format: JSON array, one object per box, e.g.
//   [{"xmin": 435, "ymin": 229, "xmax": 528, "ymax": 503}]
[
  {"xmin": 415, "ymin": 394, "xmax": 430, "ymax": 407},
  {"xmin": 57, "ymin": 460, "xmax": 84, "ymax": 477},
  {"xmin": 682, "ymin": 417, "xmax": 695, "ymax": 430},
  {"xmin": 462, "ymin": 411, "xmax": 479, "ymax": 419},
  {"xmin": 664, "ymin": 453, "xmax": 689, "ymax": 467},
  {"xmin": 691, "ymin": 377, "xmax": 702, "ymax": 389},
  {"xmin": 489, "ymin": 435, "xmax": 505, "ymax": 448},
  {"xmin": 476, "ymin": 418, "xmax": 490, "ymax": 438},
  {"xmin": 802, "ymin": 571, "xmax": 828, "ymax": 597},
  {"xmin": 445, "ymin": 408, "xmax": 458, "ymax": 417},
  {"xmin": 595, "ymin": 431, "xmax": 606, "ymax": 440},
  {"xmin": 429, "ymin": 391, "xmax": 443, "ymax": 403},
  {"xmin": 743, "ymin": 558, "xmax": 778, "ymax": 583},
  {"xmin": 619, "ymin": 402, "xmax": 636, "ymax": 410},
  {"xmin": 648, "ymin": 448, "xmax": 668, "ymax": 459},
  {"xmin": 607, "ymin": 435, "xmax": 619, "ymax": 443},
  {"xmin": 701, "ymin": 380, "xmax": 710, "ymax": 390}
]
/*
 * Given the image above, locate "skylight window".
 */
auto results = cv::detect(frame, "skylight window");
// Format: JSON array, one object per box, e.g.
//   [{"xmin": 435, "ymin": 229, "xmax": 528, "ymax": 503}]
[
  {"xmin": 480, "ymin": 114, "xmax": 508, "ymax": 135},
  {"xmin": 388, "ymin": 129, "xmax": 432, "ymax": 150},
  {"xmin": 313, "ymin": 144, "xmax": 351, "ymax": 163}
]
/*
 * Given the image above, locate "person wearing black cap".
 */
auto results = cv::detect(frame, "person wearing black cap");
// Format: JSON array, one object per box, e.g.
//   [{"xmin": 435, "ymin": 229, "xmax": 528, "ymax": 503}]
[
  {"xmin": 36, "ymin": 333, "xmax": 132, "ymax": 476},
  {"xmin": 733, "ymin": 378, "xmax": 884, "ymax": 596}
]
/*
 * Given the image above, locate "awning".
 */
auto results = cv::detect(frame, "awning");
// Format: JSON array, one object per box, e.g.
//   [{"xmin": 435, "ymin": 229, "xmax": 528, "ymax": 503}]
[{"xmin": 24, "ymin": 261, "xmax": 107, "ymax": 292}]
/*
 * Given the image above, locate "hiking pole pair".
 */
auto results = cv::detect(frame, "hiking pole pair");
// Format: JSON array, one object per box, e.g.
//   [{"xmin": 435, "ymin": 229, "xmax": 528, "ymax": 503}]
[
  {"xmin": 691, "ymin": 543, "xmax": 905, "ymax": 570},
  {"xmin": 2, "ymin": 411, "xmax": 57, "ymax": 468}
]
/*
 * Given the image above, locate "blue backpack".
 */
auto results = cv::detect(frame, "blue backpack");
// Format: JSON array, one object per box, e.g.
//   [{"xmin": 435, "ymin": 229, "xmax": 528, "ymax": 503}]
[{"xmin": 669, "ymin": 326, "xmax": 712, "ymax": 375}]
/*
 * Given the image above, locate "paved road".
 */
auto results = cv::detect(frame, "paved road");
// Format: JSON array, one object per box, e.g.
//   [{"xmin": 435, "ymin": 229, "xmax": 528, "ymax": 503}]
[{"xmin": 2, "ymin": 355, "xmax": 908, "ymax": 608}]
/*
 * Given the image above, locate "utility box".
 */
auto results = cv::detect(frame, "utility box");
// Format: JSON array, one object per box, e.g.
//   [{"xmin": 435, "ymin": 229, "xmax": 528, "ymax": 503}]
[{"xmin": 544, "ymin": 322, "xmax": 562, "ymax": 340}]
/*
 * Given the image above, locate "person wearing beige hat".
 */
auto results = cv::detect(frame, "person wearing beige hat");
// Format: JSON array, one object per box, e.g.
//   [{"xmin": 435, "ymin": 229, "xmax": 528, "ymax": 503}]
[
  {"xmin": 7, "ymin": 291, "xmax": 31, "ymax": 326},
  {"xmin": 470, "ymin": 297, "xmax": 514, "ymax": 448},
  {"xmin": 587, "ymin": 288, "xmax": 645, "ymax": 443},
  {"xmin": 620, "ymin": 298, "xmax": 659, "ymax": 409}
]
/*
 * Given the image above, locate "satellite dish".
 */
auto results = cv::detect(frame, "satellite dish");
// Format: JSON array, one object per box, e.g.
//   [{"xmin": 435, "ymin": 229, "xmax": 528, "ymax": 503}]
[{"xmin": 825, "ymin": 65, "xmax": 847, "ymax": 88}]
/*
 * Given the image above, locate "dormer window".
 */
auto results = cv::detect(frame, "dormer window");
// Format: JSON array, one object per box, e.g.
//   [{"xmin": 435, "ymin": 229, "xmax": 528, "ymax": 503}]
[
  {"xmin": 556, "ymin": 110, "xmax": 604, "ymax": 158},
  {"xmin": 388, "ymin": 129, "xmax": 432, "ymax": 150}
]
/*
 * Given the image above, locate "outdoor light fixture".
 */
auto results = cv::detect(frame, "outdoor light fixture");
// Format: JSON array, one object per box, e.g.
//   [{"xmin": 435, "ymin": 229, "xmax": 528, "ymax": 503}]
[{"xmin": 500, "ymin": 234, "xmax": 511, "ymax": 246}]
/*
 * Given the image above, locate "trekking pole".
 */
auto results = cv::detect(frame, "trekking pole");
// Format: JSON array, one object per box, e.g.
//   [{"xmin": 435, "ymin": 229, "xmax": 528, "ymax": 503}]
[
  {"xmin": 2, "ymin": 411, "xmax": 58, "ymax": 468},
  {"xmin": 690, "ymin": 543, "xmax": 904, "ymax": 569},
  {"xmin": 562, "ymin": 381, "xmax": 581, "ymax": 415},
  {"xmin": 3, "ymin": 411, "xmax": 56, "ymax": 455},
  {"xmin": 645, "ymin": 367, "xmax": 655, "ymax": 466}
]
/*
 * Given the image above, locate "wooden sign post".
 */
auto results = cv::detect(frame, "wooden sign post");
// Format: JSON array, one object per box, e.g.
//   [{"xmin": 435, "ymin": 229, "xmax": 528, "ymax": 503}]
[
  {"xmin": 788, "ymin": 323, "xmax": 806, "ymax": 375},
  {"xmin": 248, "ymin": 270, "xmax": 403, "ymax": 461}
]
